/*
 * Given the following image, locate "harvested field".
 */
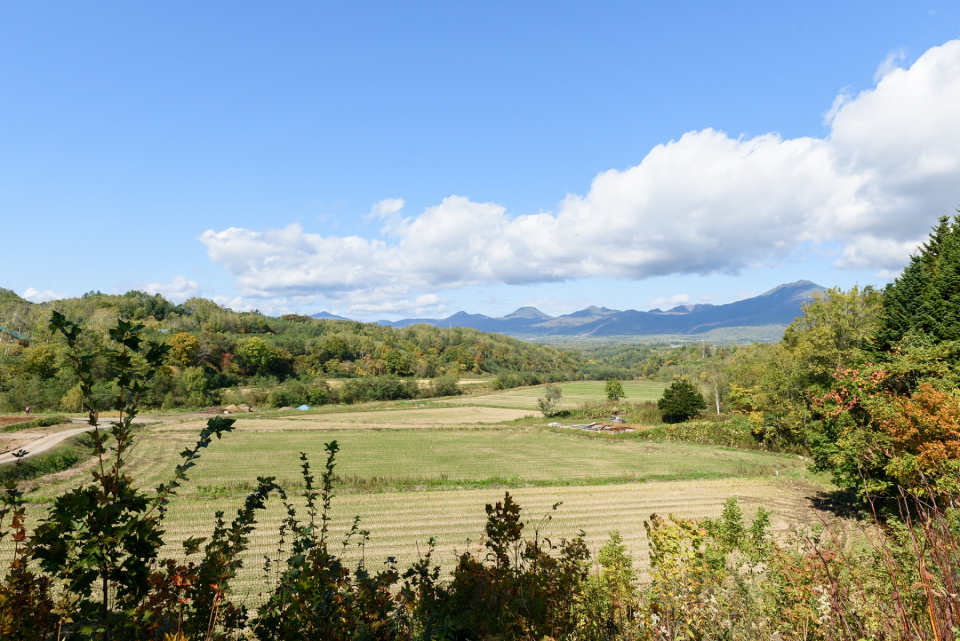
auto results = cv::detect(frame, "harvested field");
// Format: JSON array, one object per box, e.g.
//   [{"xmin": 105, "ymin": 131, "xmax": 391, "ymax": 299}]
[
  {"xmin": 153, "ymin": 477, "xmax": 821, "ymax": 597},
  {"xmin": 0, "ymin": 416, "xmax": 31, "ymax": 428},
  {"xmin": 154, "ymin": 406, "xmax": 531, "ymax": 433},
  {"xmin": 30, "ymin": 427, "xmax": 812, "ymax": 500},
  {"xmin": 455, "ymin": 380, "xmax": 670, "ymax": 410},
  {"xmin": 8, "ymin": 386, "xmax": 834, "ymax": 605}
]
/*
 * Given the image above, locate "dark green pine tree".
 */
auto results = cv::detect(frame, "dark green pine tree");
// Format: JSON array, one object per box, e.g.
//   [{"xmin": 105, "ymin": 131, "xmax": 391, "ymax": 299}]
[
  {"xmin": 875, "ymin": 212, "xmax": 960, "ymax": 349},
  {"xmin": 657, "ymin": 377, "xmax": 707, "ymax": 423}
]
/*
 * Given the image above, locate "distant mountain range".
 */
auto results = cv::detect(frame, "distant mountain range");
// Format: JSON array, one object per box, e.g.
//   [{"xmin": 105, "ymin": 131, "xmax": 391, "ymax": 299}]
[{"xmin": 312, "ymin": 280, "xmax": 825, "ymax": 340}]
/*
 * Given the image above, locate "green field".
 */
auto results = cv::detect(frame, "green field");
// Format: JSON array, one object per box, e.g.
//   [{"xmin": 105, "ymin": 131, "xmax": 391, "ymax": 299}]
[
  {"xmin": 92, "ymin": 424, "xmax": 805, "ymax": 498},
  {"xmin": 451, "ymin": 379, "xmax": 671, "ymax": 409},
  {"xmin": 15, "ymin": 380, "xmax": 828, "ymax": 598}
]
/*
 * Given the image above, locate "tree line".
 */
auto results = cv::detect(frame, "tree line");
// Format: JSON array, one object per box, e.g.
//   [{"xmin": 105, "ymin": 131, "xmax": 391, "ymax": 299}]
[{"xmin": 0, "ymin": 291, "xmax": 584, "ymax": 412}]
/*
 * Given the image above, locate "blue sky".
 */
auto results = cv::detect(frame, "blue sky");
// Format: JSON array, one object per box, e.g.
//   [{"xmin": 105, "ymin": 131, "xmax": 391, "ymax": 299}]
[{"xmin": 3, "ymin": 2, "xmax": 960, "ymax": 320}]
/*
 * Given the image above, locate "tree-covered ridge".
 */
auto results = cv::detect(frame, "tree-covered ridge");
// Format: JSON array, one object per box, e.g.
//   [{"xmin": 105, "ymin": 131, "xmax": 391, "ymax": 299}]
[{"xmin": 0, "ymin": 289, "xmax": 580, "ymax": 411}]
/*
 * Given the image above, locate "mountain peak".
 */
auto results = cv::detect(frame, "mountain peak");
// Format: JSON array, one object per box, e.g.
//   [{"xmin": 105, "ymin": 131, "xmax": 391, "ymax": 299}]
[
  {"xmin": 563, "ymin": 305, "xmax": 618, "ymax": 319},
  {"xmin": 667, "ymin": 304, "xmax": 699, "ymax": 313},
  {"xmin": 310, "ymin": 311, "xmax": 351, "ymax": 321},
  {"xmin": 503, "ymin": 306, "xmax": 551, "ymax": 319},
  {"xmin": 760, "ymin": 280, "xmax": 824, "ymax": 296}
]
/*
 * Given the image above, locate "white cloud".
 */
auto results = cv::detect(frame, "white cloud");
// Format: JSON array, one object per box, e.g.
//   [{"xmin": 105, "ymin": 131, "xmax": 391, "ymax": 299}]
[
  {"xmin": 874, "ymin": 269, "xmax": 901, "ymax": 280},
  {"xmin": 874, "ymin": 48, "xmax": 906, "ymax": 83},
  {"xmin": 341, "ymin": 293, "xmax": 445, "ymax": 317},
  {"xmin": 142, "ymin": 276, "xmax": 202, "ymax": 303},
  {"xmin": 649, "ymin": 294, "xmax": 690, "ymax": 309},
  {"xmin": 21, "ymin": 287, "xmax": 70, "ymax": 303},
  {"xmin": 203, "ymin": 288, "xmax": 447, "ymax": 319},
  {"xmin": 201, "ymin": 39, "xmax": 960, "ymax": 304},
  {"xmin": 367, "ymin": 197, "xmax": 405, "ymax": 220}
]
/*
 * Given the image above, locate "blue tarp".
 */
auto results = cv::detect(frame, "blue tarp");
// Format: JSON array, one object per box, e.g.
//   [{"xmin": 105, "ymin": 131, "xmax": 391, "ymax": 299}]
[
  {"xmin": 297, "ymin": 405, "xmax": 310, "ymax": 410},
  {"xmin": 0, "ymin": 326, "xmax": 27, "ymax": 341}
]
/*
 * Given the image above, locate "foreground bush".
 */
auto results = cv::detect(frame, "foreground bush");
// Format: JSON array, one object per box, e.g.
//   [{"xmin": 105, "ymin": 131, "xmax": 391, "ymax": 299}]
[{"xmin": 638, "ymin": 416, "xmax": 763, "ymax": 450}]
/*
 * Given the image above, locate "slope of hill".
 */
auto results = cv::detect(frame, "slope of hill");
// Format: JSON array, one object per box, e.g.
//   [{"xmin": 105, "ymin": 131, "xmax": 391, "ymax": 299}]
[{"xmin": 375, "ymin": 281, "xmax": 825, "ymax": 340}]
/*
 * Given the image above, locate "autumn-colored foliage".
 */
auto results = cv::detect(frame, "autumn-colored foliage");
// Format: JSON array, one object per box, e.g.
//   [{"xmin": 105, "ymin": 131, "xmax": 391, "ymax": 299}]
[{"xmin": 882, "ymin": 383, "xmax": 960, "ymax": 493}]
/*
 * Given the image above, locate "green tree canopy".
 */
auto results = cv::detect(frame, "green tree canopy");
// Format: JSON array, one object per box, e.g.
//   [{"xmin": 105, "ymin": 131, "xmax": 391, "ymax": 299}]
[
  {"xmin": 876, "ymin": 212, "xmax": 960, "ymax": 350},
  {"xmin": 605, "ymin": 378, "xmax": 625, "ymax": 401},
  {"xmin": 657, "ymin": 377, "xmax": 706, "ymax": 423},
  {"xmin": 236, "ymin": 337, "xmax": 275, "ymax": 376}
]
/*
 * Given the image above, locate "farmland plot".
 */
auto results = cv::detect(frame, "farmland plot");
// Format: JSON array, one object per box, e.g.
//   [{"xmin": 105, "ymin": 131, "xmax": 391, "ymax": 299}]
[
  {"xmin": 157, "ymin": 476, "xmax": 819, "ymax": 599},
  {"xmin": 455, "ymin": 380, "xmax": 670, "ymax": 410},
  {"xmin": 9, "ymin": 383, "xmax": 830, "ymax": 603},
  {"xmin": 27, "ymin": 425, "xmax": 810, "ymax": 499},
  {"xmin": 154, "ymin": 406, "xmax": 532, "ymax": 433}
]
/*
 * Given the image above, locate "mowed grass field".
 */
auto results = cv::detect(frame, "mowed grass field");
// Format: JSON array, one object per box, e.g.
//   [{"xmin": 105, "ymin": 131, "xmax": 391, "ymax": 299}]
[
  {"xmin": 94, "ymin": 423, "xmax": 806, "ymax": 496},
  {"xmin": 452, "ymin": 380, "xmax": 671, "ymax": 410},
  {"xmin": 17, "ymin": 379, "xmax": 829, "ymax": 598}
]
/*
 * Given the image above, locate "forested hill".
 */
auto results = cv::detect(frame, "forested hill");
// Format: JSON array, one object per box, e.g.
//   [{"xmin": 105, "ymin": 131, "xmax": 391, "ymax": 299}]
[
  {"xmin": 0, "ymin": 288, "xmax": 582, "ymax": 377},
  {"xmin": 0, "ymin": 288, "xmax": 584, "ymax": 410}
]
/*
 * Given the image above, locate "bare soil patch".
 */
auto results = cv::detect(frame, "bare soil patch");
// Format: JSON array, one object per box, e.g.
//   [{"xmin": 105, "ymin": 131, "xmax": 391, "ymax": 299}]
[{"xmin": 0, "ymin": 424, "xmax": 84, "ymax": 455}]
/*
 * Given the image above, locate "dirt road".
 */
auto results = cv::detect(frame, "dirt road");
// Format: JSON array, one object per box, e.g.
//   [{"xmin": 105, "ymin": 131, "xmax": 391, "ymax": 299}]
[
  {"xmin": 0, "ymin": 415, "xmax": 180, "ymax": 465},
  {"xmin": 0, "ymin": 425, "xmax": 97, "ymax": 465}
]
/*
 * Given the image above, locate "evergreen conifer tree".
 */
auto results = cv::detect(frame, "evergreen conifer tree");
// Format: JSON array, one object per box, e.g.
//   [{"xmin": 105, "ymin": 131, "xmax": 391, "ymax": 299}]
[
  {"xmin": 657, "ymin": 376, "xmax": 707, "ymax": 423},
  {"xmin": 875, "ymin": 212, "xmax": 960, "ymax": 349}
]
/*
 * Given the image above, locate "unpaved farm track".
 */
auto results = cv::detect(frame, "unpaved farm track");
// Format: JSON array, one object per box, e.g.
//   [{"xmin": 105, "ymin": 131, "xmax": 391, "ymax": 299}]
[
  {"xmin": 0, "ymin": 414, "xmax": 188, "ymax": 465},
  {"xmin": 0, "ymin": 426, "xmax": 96, "ymax": 465}
]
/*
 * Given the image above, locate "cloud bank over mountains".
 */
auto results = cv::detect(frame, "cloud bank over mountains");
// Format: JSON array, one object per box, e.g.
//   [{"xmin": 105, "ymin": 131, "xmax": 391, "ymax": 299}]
[{"xmin": 200, "ymin": 39, "xmax": 960, "ymax": 315}]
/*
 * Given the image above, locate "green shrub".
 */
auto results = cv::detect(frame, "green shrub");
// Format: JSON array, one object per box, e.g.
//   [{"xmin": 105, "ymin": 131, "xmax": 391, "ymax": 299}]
[
  {"xmin": 639, "ymin": 417, "xmax": 762, "ymax": 449},
  {"xmin": 567, "ymin": 401, "xmax": 660, "ymax": 424},
  {"xmin": 339, "ymin": 376, "xmax": 419, "ymax": 404},
  {"xmin": 306, "ymin": 383, "xmax": 332, "ymax": 406},
  {"xmin": 491, "ymin": 371, "xmax": 543, "ymax": 390},
  {"xmin": 537, "ymin": 384, "xmax": 562, "ymax": 416},
  {"xmin": 267, "ymin": 379, "xmax": 310, "ymax": 408},
  {"xmin": 658, "ymin": 377, "xmax": 707, "ymax": 423},
  {"xmin": 428, "ymin": 375, "xmax": 462, "ymax": 397}
]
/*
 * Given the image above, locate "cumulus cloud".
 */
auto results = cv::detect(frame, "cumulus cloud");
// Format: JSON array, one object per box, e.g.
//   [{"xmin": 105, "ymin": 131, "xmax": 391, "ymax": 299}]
[
  {"xmin": 142, "ymin": 276, "xmax": 202, "ymax": 302},
  {"xmin": 874, "ymin": 48, "xmax": 906, "ymax": 83},
  {"xmin": 201, "ymin": 39, "xmax": 960, "ymax": 307},
  {"xmin": 649, "ymin": 294, "xmax": 691, "ymax": 309},
  {"xmin": 367, "ymin": 198, "xmax": 405, "ymax": 220},
  {"xmin": 21, "ymin": 287, "xmax": 70, "ymax": 303}
]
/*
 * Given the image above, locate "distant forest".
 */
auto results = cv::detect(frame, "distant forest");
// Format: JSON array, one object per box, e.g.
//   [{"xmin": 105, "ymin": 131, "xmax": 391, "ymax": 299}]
[{"xmin": 0, "ymin": 289, "xmax": 722, "ymax": 412}]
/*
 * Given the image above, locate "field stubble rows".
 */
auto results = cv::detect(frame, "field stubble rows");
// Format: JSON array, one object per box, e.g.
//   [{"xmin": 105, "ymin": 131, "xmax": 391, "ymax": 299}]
[
  {"xmin": 157, "ymin": 477, "xmax": 820, "ymax": 599},
  {"xmin": 8, "ymin": 380, "xmax": 830, "ymax": 601}
]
